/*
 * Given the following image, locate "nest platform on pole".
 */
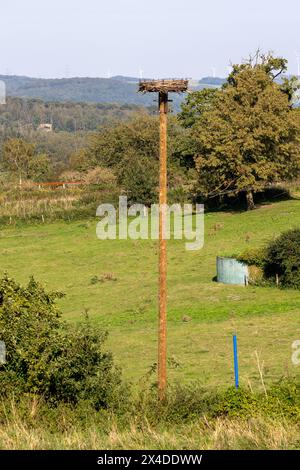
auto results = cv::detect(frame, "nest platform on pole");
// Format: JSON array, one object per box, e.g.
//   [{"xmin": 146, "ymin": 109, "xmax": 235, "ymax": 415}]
[{"xmin": 138, "ymin": 78, "xmax": 188, "ymax": 401}]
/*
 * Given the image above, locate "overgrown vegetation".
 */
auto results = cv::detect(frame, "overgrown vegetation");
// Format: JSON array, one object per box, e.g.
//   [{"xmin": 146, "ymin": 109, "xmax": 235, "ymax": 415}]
[
  {"xmin": 264, "ymin": 229, "xmax": 300, "ymax": 288},
  {"xmin": 237, "ymin": 229, "xmax": 300, "ymax": 289},
  {"xmin": 0, "ymin": 112, "xmax": 194, "ymax": 221},
  {"xmin": 237, "ymin": 247, "xmax": 267, "ymax": 269},
  {"xmin": 2, "ymin": 402, "xmax": 300, "ymax": 450},
  {"xmin": 0, "ymin": 173, "xmax": 119, "ymax": 226},
  {"xmin": 0, "ymin": 273, "xmax": 300, "ymax": 449},
  {"xmin": 0, "ymin": 275, "xmax": 127, "ymax": 409}
]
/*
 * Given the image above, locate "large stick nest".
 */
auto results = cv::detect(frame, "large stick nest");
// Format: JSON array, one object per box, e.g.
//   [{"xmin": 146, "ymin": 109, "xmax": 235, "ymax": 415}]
[{"xmin": 138, "ymin": 79, "xmax": 188, "ymax": 93}]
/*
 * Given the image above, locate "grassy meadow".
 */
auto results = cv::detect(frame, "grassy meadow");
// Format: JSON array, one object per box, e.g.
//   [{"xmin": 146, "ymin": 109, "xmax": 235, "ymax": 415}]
[{"xmin": 1, "ymin": 198, "xmax": 300, "ymax": 392}]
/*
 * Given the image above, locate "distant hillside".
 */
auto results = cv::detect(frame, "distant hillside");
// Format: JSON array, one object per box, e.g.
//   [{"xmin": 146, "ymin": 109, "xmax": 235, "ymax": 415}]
[
  {"xmin": 0, "ymin": 75, "xmax": 225, "ymax": 108},
  {"xmin": 0, "ymin": 96, "xmax": 148, "ymax": 134}
]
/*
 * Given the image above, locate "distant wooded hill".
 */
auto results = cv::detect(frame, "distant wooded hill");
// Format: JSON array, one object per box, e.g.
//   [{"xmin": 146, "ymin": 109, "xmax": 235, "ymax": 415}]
[
  {"xmin": 0, "ymin": 96, "xmax": 149, "ymax": 134},
  {"xmin": 0, "ymin": 75, "xmax": 225, "ymax": 107}
]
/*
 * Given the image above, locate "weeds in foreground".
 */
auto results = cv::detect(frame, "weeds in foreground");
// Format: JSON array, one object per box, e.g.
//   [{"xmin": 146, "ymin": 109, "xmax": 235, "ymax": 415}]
[
  {"xmin": 0, "ymin": 395, "xmax": 300, "ymax": 450},
  {"xmin": 1, "ymin": 378, "xmax": 300, "ymax": 450}
]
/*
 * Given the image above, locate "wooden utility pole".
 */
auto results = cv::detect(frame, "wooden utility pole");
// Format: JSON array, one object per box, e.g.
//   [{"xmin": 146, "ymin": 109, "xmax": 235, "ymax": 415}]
[
  {"xmin": 139, "ymin": 79, "xmax": 188, "ymax": 401},
  {"xmin": 158, "ymin": 91, "xmax": 168, "ymax": 401}
]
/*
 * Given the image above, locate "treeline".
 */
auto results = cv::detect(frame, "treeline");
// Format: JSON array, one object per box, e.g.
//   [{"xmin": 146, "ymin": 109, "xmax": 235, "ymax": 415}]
[
  {"xmin": 0, "ymin": 75, "xmax": 152, "ymax": 104},
  {"xmin": 0, "ymin": 96, "xmax": 149, "ymax": 133},
  {"xmin": 63, "ymin": 53, "xmax": 300, "ymax": 210},
  {"xmin": 0, "ymin": 98, "xmax": 152, "ymax": 179},
  {"xmin": 0, "ymin": 74, "xmax": 223, "ymax": 107},
  {"xmin": 1, "ymin": 52, "xmax": 300, "ymax": 218}
]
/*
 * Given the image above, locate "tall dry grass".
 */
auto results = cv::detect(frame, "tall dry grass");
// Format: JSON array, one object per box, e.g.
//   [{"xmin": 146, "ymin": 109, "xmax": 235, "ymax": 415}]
[{"xmin": 0, "ymin": 397, "xmax": 299, "ymax": 450}]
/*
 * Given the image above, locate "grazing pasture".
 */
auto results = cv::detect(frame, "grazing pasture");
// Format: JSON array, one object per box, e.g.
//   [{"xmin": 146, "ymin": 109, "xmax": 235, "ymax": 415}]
[{"xmin": 1, "ymin": 199, "xmax": 300, "ymax": 390}]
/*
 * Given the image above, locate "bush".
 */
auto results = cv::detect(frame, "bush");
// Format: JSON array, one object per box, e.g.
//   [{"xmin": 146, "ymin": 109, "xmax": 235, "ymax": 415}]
[
  {"xmin": 237, "ymin": 247, "xmax": 266, "ymax": 268},
  {"xmin": 211, "ymin": 380, "xmax": 300, "ymax": 419},
  {"xmin": 211, "ymin": 387, "xmax": 258, "ymax": 418},
  {"xmin": 264, "ymin": 229, "xmax": 300, "ymax": 288},
  {"xmin": 0, "ymin": 275, "xmax": 128, "ymax": 409},
  {"xmin": 132, "ymin": 379, "xmax": 300, "ymax": 424},
  {"xmin": 59, "ymin": 170, "xmax": 83, "ymax": 182},
  {"xmin": 83, "ymin": 167, "xmax": 117, "ymax": 187},
  {"xmin": 134, "ymin": 383, "xmax": 213, "ymax": 425}
]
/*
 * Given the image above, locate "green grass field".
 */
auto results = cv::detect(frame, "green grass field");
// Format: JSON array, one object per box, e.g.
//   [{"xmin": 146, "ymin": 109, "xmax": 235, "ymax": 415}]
[{"xmin": 1, "ymin": 199, "xmax": 300, "ymax": 391}]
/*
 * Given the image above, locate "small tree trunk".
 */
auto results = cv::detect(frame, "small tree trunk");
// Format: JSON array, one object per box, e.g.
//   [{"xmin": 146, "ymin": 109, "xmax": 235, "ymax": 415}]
[{"xmin": 246, "ymin": 190, "xmax": 255, "ymax": 211}]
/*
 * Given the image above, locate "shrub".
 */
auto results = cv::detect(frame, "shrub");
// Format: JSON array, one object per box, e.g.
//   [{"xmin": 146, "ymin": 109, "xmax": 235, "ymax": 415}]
[
  {"xmin": 211, "ymin": 387, "xmax": 258, "ymax": 418},
  {"xmin": 83, "ymin": 167, "xmax": 117, "ymax": 187},
  {"xmin": 237, "ymin": 247, "xmax": 266, "ymax": 268},
  {"xmin": 211, "ymin": 380, "xmax": 300, "ymax": 419},
  {"xmin": 133, "ymin": 382, "xmax": 213, "ymax": 425},
  {"xmin": 247, "ymin": 265, "xmax": 264, "ymax": 284},
  {"xmin": 133, "ymin": 379, "xmax": 300, "ymax": 424},
  {"xmin": 59, "ymin": 170, "xmax": 83, "ymax": 182},
  {"xmin": 0, "ymin": 275, "xmax": 128, "ymax": 409},
  {"xmin": 264, "ymin": 229, "xmax": 300, "ymax": 288}
]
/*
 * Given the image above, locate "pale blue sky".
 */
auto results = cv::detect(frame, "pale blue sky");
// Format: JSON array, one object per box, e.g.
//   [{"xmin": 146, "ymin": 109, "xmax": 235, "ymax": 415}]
[{"xmin": 0, "ymin": 0, "xmax": 299, "ymax": 78}]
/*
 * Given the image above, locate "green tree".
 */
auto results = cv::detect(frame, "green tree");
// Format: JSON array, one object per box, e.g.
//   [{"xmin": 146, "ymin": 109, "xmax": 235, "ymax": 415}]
[
  {"xmin": 28, "ymin": 153, "xmax": 51, "ymax": 181},
  {"xmin": 189, "ymin": 54, "xmax": 300, "ymax": 209},
  {"xmin": 2, "ymin": 138, "xmax": 35, "ymax": 185},
  {"xmin": 87, "ymin": 113, "xmax": 159, "ymax": 168},
  {"xmin": 1, "ymin": 138, "xmax": 52, "ymax": 183},
  {"xmin": 81, "ymin": 113, "xmax": 192, "ymax": 204},
  {"xmin": 116, "ymin": 150, "xmax": 158, "ymax": 206},
  {"xmin": 178, "ymin": 88, "xmax": 218, "ymax": 128},
  {"xmin": 69, "ymin": 148, "xmax": 94, "ymax": 172}
]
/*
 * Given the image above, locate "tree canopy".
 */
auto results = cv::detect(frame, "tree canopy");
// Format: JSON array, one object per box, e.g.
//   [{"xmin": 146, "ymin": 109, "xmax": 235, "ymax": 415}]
[
  {"xmin": 1, "ymin": 138, "xmax": 51, "ymax": 183},
  {"xmin": 183, "ymin": 53, "xmax": 300, "ymax": 209}
]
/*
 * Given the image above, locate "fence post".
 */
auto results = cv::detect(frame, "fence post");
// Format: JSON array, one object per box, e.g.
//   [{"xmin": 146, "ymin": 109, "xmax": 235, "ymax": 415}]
[{"xmin": 233, "ymin": 334, "xmax": 239, "ymax": 389}]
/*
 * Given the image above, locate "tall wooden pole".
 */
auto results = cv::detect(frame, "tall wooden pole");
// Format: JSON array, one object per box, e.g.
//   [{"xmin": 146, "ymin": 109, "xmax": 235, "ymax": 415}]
[
  {"xmin": 138, "ymin": 79, "xmax": 188, "ymax": 402},
  {"xmin": 158, "ymin": 91, "xmax": 168, "ymax": 401}
]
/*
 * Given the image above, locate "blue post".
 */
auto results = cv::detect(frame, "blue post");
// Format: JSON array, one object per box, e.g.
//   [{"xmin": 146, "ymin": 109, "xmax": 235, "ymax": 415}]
[{"xmin": 233, "ymin": 335, "xmax": 239, "ymax": 389}]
